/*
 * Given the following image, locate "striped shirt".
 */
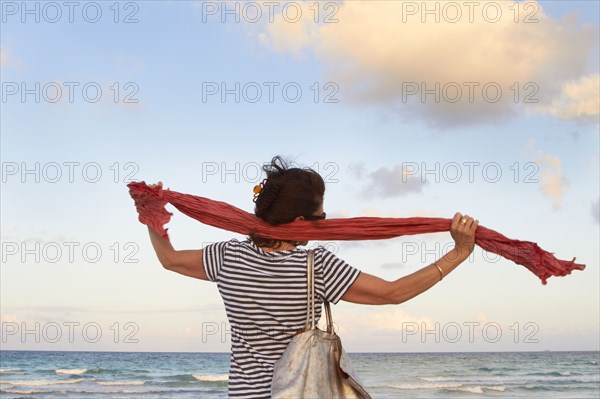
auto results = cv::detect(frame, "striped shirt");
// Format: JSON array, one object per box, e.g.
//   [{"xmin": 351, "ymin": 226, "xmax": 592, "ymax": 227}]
[{"xmin": 202, "ymin": 238, "xmax": 361, "ymax": 399}]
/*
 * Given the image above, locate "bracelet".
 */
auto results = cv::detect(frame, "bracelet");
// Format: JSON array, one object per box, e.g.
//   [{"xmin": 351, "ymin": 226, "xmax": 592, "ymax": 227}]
[{"xmin": 433, "ymin": 262, "xmax": 444, "ymax": 281}]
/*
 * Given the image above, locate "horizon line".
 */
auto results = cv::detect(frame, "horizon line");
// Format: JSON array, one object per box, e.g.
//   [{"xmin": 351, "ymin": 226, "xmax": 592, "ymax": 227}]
[{"xmin": 1, "ymin": 349, "xmax": 598, "ymax": 354}]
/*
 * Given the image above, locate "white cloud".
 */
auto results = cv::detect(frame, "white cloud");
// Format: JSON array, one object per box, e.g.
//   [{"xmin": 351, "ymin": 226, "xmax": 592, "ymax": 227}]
[
  {"xmin": 347, "ymin": 162, "xmax": 367, "ymax": 180},
  {"xmin": 243, "ymin": 1, "xmax": 599, "ymax": 128},
  {"xmin": 333, "ymin": 307, "xmax": 435, "ymax": 335},
  {"xmin": 536, "ymin": 154, "xmax": 569, "ymax": 208},
  {"xmin": 592, "ymin": 198, "xmax": 600, "ymax": 224},
  {"xmin": 531, "ymin": 74, "xmax": 600, "ymax": 123},
  {"xmin": 351, "ymin": 164, "xmax": 427, "ymax": 198},
  {"xmin": 525, "ymin": 142, "xmax": 570, "ymax": 208}
]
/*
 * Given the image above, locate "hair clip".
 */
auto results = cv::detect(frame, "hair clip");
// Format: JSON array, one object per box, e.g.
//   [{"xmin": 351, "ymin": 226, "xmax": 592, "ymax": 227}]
[{"xmin": 253, "ymin": 179, "xmax": 267, "ymax": 202}]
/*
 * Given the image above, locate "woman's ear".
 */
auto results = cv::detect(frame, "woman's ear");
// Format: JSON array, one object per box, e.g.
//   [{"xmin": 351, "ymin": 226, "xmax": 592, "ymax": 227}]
[{"xmin": 294, "ymin": 216, "xmax": 305, "ymax": 222}]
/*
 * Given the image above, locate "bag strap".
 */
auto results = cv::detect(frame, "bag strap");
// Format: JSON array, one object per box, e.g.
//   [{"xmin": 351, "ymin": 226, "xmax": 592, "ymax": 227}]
[
  {"xmin": 305, "ymin": 249, "xmax": 315, "ymax": 330},
  {"xmin": 324, "ymin": 300, "xmax": 333, "ymax": 334},
  {"xmin": 305, "ymin": 249, "xmax": 334, "ymax": 333}
]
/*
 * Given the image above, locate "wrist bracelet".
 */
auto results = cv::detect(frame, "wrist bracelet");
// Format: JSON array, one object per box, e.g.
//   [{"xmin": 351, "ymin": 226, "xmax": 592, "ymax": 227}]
[{"xmin": 433, "ymin": 262, "xmax": 444, "ymax": 281}]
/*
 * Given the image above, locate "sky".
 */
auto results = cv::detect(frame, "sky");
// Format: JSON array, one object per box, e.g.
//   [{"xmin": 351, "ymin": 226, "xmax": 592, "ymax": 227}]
[{"xmin": 0, "ymin": 0, "xmax": 598, "ymax": 353}]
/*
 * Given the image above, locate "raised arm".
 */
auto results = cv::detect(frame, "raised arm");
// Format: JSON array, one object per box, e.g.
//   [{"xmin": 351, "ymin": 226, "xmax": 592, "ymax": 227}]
[
  {"xmin": 341, "ymin": 212, "xmax": 478, "ymax": 305},
  {"xmin": 139, "ymin": 182, "xmax": 209, "ymax": 281},
  {"xmin": 146, "ymin": 225, "xmax": 209, "ymax": 281}
]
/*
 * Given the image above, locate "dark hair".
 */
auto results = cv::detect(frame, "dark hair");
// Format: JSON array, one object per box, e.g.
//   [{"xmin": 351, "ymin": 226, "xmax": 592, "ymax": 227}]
[{"xmin": 249, "ymin": 156, "xmax": 325, "ymax": 248}]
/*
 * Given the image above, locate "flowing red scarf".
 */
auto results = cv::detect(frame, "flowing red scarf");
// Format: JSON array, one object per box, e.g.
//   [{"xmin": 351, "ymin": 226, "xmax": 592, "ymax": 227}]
[{"xmin": 127, "ymin": 181, "xmax": 585, "ymax": 285}]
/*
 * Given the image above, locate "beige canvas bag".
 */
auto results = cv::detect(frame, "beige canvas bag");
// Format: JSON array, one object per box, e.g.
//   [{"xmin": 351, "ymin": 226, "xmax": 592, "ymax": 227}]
[{"xmin": 271, "ymin": 249, "xmax": 372, "ymax": 399}]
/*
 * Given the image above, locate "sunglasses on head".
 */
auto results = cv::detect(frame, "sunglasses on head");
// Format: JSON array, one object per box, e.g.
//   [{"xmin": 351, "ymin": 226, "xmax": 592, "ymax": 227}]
[{"xmin": 305, "ymin": 212, "xmax": 326, "ymax": 221}]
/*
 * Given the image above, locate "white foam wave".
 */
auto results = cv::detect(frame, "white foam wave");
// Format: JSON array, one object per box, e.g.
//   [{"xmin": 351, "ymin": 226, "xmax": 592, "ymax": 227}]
[
  {"xmin": 97, "ymin": 380, "xmax": 145, "ymax": 386},
  {"xmin": 56, "ymin": 368, "xmax": 87, "ymax": 375},
  {"xmin": 193, "ymin": 374, "xmax": 229, "ymax": 382},
  {"xmin": 456, "ymin": 386, "xmax": 484, "ymax": 394},
  {"xmin": 2, "ymin": 378, "xmax": 85, "ymax": 386},
  {"xmin": 420, "ymin": 376, "xmax": 452, "ymax": 382},
  {"xmin": 391, "ymin": 382, "xmax": 463, "ymax": 390},
  {"xmin": 420, "ymin": 373, "xmax": 598, "ymax": 385},
  {"xmin": 1, "ymin": 388, "xmax": 47, "ymax": 394},
  {"xmin": 445, "ymin": 385, "xmax": 507, "ymax": 393},
  {"xmin": 0, "ymin": 368, "xmax": 21, "ymax": 374}
]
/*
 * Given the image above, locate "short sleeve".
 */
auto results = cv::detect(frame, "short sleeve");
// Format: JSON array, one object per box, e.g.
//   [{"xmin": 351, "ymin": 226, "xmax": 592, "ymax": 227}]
[
  {"xmin": 202, "ymin": 241, "xmax": 229, "ymax": 282},
  {"xmin": 317, "ymin": 247, "xmax": 361, "ymax": 304}
]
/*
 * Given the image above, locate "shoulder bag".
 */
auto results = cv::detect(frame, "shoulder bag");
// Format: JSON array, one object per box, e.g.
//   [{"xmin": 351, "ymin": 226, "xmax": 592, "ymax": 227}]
[{"xmin": 271, "ymin": 249, "xmax": 372, "ymax": 399}]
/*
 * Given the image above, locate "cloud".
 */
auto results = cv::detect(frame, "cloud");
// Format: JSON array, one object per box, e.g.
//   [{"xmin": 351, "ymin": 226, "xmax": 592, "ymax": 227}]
[
  {"xmin": 335, "ymin": 308, "xmax": 435, "ymax": 334},
  {"xmin": 531, "ymin": 74, "xmax": 600, "ymax": 123},
  {"xmin": 592, "ymin": 198, "xmax": 600, "ymax": 224},
  {"xmin": 0, "ymin": 228, "xmax": 77, "ymax": 245},
  {"xmin": 536, "ymin": 154, "xmax": 569, "ymax": 208},
  {"xmin": 347, "ymin": 162, "xmax": 367, "ymax": 180},
  {"xmin": 525, "ymin": 141, "xmax": 570, "ymax": 208},
  {"xmin": 247, "ymin": 1, "xmax": 598, "ymax": 128},
  {"xmin": 351, "ymin": 164, "xmax": 427, "ymax": 198}
]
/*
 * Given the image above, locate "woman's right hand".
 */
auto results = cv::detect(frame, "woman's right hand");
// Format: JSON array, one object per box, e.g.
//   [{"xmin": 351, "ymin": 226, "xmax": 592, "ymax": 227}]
[{"xmin": 450, "ymin": 212, "xmax": 478, "ymax": 259}]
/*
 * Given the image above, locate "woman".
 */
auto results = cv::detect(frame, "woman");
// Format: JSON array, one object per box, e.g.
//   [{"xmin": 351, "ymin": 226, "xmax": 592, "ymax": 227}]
[{"xmin": 145, "ymin": 156, "xmax": 478, "ymax": 399}]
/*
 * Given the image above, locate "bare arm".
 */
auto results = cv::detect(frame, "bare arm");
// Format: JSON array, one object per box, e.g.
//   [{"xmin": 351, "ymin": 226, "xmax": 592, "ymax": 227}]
[
  {"xmin": 341, "ymin": 247, "xmax": 469, "ymax": 305},
  {"xmin": 140, "ymin": 181, "xmax": 209, "ymax": 281},
  {"xmin": 147, "ymin": 226, "xmax": 209, "ymax": 281},
  {"xmin": 341, "ymin": 212, "xmax": 478, "ymax": 305}
]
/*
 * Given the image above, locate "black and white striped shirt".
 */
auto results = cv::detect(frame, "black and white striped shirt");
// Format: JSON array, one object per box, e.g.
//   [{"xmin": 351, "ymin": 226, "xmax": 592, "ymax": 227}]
[{"xmin": 202, "ymin": 238, "xmax": 361, "ymax": 399}]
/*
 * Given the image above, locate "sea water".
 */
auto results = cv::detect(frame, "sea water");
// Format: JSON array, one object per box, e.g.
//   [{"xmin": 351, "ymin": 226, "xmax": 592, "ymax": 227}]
[{"xmin": 1, "ymin": 350, "xmax": 598, "ymax": 398}]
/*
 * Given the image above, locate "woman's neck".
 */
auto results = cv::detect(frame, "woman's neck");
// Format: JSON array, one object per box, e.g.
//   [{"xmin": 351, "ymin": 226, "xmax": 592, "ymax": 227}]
[{"xmin": 260, "ymin": 241, "xmax": 297, "ymax": 252}]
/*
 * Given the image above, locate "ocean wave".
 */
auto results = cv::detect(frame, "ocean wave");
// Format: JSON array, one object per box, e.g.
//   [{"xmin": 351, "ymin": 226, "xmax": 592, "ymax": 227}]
[
  {"xmin": 1, "ymin": 386, "xmax": 188, "ymax": 396},
  {"xmin": 2, "ymin": 379, "xmax": 82, "ymax": 387},
  {"xmin": 526, "ymin": 371, "xmax": 573, "ymax": 377},
  {"xmin": 420, "ymin": 376, "xmax": 452, "ymax": 382},
  {"xmin": 97, "ymin": 380, "xmax": 146, "ymax": 386},
  {"xmin": 164, "ymin": 373, "xmax": 199, "ymax": 383},
  {"xmin": 56, "ymin": 368, "xmax": 87, "ymax": 375},
  {"xmin": 524, "ymin": 384, "xmax": 556, "ymax": 391},
  {"xmin": 420, "ymin": 375, "xmax": 509, "ymax": 391},
  {"xmin": 457, "ymin": 386, "xmax": 484, "ymax": 394},
  {"xmin": 392, "ymin": 382, "xmax": 508, "ymax": 393},
  {"xmin": 86, "ymin": 367, "xmax": 126, "ymax": 375},
  {"xmin": 418, "ymin": 373, "xmax": 599, "ymax": 386},
  {"xmin": 390, "ymin": 382, "xmax": 463, "ymax": 390},
  {"xmin": 122, "ymin": 389, "xmax": 172, "ymax": 394},
  {"xmin": 193, "ymin": 374, "xmax": 229, "ymax": 382},
  {"xmin": 1, "ymin": 388, "xmax": 52, "ymax": 395},
  {"xmin": 0, "ymin": 368, "xmax": 21, "ymax": 374},
  {"xmin": 441, "ymin": 385, "xmax": 507, "ymax": 394}
]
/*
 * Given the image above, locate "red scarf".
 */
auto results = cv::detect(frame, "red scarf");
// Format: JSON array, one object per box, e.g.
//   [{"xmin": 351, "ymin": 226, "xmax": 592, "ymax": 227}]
[{"xmin": 127, "ymin": 181, "xmax": 585, "ymax": 285}]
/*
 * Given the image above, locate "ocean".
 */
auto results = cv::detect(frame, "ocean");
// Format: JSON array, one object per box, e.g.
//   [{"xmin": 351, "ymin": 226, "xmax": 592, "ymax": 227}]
[{"xmin": 0, "ymin": 350, "xmax": 598, "ymax": 398}]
